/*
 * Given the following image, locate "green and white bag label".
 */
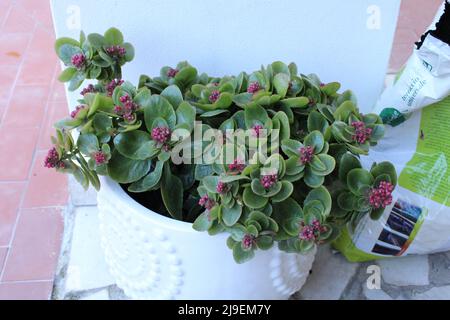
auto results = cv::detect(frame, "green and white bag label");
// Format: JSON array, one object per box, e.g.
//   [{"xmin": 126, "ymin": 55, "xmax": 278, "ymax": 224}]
[{"xmin": 334, "ymin": 97, "xmax": 450, "ymax": 262}]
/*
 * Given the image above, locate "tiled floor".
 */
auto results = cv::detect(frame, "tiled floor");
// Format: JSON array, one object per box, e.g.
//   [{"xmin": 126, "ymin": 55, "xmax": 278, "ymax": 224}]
[
  {"xmin": 389, "ymin": 0, "xmax": 443, "ymax": 72},
  {"xmin": 0, "ymin": 0, "xmax": 445, "ymax": 300},
  {"xmin": 0, "ymin": 0, "xmax": 67, "ymax": 300}
]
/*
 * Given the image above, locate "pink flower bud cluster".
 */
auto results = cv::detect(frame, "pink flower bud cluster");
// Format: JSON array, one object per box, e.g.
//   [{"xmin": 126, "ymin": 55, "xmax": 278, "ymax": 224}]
[
  {"xmin": 252, "ymin": 124, "xmax": 264, "ymax": 138},
  {"xmin": 71, "ymin": 53, "xmax": 86, "ymax": 69},
  {"xmin": 351, "ymin": 121, "xmax": 372, "ymax": 144},
  {"xmin": 369, "ymin": 181, "xmax": 394, "ymax": 209},
  {"xmin": 299, "ymin": 146, "xmax": 314, "ymax": 164},
  {"xmin": 242, "ymin": 234, "xmax": 255, "ymax": 250},
  {"xmin": 70, "ymin": 105, "xmax": 86, "ymax": 118},
  {"xmin": 216, "ymin": 181, "xmax": 229, "ymax": 194},
  {"xmin": 198, "ymin": 195, "xmax": 215, "ymax": 210},
  {"xmin": 114, "ymin": 94, "xmax": 139, "ymax": 122},
  {"xmin": 209, "ymin": 90, "xmax": 220, "ymax": 103},
  {"xmin": 228, "ymin": 159, "xmax": 245, "ymax": 173},
  {"xmin": 106, "ymin": 79, "xmax": 124, "ymax": 97},
  {"xmin": 44, "ymin": 147, "xmax": 65, "ymax": 169},
  {"xmin": 247, "ymin": 82, "xmax": 261, "ymax": 94},
  {"xmin": 93, "ymin": 151, "xmax": 107, "ymax": 165},
  {"xmin": 167, "ymin": 68, "xmax": 179, "ymax": 78},
  {"xmin": 151, "ymin": 126, "xmax": 171, "ymax": 144},
  {"xmin": 80, "ymin": 84, "xmax": 97, "ymax": 96},
  {"xmin": 299, "ymin": 220, "xmax": 327, "ymax": 241},
  {"xmin": 260, "ymin": 174, "xmax": 278, "ymax": 189},
  {"xmin": 106, "ymin": 45, "xmax": 126, "ymax": 57}
]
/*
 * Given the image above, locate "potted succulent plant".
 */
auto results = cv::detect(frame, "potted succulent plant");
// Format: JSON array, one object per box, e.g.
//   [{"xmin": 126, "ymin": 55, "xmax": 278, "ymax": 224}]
[{"xmin": 46, "ymin": 28, "xmax": 397, "ymax": 300}]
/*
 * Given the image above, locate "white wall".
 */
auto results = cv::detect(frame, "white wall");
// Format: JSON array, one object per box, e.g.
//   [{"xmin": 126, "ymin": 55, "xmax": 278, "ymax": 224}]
[{"xmin": 51, "ymin": 0, "xmax": 401, "ymax": 113}]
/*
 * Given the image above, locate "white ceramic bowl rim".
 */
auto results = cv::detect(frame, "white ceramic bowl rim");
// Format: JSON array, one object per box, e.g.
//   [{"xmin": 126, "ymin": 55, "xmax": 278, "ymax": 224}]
[{"xmin": 100, "ymin": 176, "xmax": 197, "ymax": 232}]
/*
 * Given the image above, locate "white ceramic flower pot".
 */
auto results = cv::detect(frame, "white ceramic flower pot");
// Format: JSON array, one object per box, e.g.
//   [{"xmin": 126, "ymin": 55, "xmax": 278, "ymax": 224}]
[{"xmin": 97, "ymin": 176, "xmax": 316, "ymax": 300}]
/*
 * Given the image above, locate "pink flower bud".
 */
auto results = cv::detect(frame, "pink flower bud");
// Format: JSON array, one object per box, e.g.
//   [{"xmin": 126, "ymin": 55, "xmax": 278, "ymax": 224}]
[
  {"xmin": 369, "ymin": 181, "xmax": 394, "ymax": 209},
  {"xmin": 151, "ymin": 126, "xmax": 171, "ymax": 144},
  {"xmin": 351, "ymin": 121, "xmax": 372, "ymax": 144},
  {"xmin": 260, "ymin": 174, "xmax": 278, "ymax": 189},
  {"xmin": 167, "ymin": 68, "xmax": 179, "ymax": 78},
  {"xmin": 71, "ymin": 53, "xmax": 86, "ymax": 69},
  {"xmin": 209, "ymin": 90, "xmax": 220, "ymax": 103},
  {"xmin": 247, "ymin": 82, "xmax": 261, "ymax": 94},
  {"xmin": 299, "ymin": 146, "xmax": 314, "ymax": 164}
]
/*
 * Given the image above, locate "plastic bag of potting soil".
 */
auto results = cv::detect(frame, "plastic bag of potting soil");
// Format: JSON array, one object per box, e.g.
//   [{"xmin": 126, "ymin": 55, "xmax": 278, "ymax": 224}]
[{"xmin": 334, "ymin": 1, "xmax": 450, "ymax": 262}]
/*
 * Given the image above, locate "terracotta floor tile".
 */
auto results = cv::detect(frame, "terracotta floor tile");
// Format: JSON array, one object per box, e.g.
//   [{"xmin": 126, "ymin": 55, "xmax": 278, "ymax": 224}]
[
  {"xmin": 389, "ymin": 42, "xmax": 415, "ymax": 72},
  {"xmin": 0, "ymin": 247, "xmax": 8, "ymax": 271},
  {"xmin": 2, "ymin": 85, "xmax": 50, "ymax": 128},
  {"xmin": 33, "ymin": 2, "xmax": 54, "ymax": 31},
  {"xmin": 22, "ymin": 151, "xmax": 68, "ymax": 208},
  {"xmin": 0, "ymin": 183, "xmax": 26, "ymax": 246},
  {"xmin": 0, "ymin": 0, "xmax": 11, "ymax": 27},
  {"xmin": 49, "ymin": 79, "xmax": 67, "ymax": 102},
  {"xmin": 0, "ymin": 65, "xmax": 18, "ymax": 108},
  {"xmin": 0, "ymin": 106, "xmax": 5, "ymax": 124},
  {"xmin": 17, "ymin": 54, "xmax": 57, "ymax": 85},
  {"xmin": 27, "ymin": 26, "xmax": 56, "ymax": 60},
  {"xmin": 393, "ymin": 27, "xmax": 419, "ymax": 46},
  {"xmin": 388, "ymin": 0, "xmax": 443, "ymax": 72},
  {"xmin": 15, "ymin": 0, "xmax": 49, "ymax": 14},
  {"xmin": 0, "ymin": 33, "xmax": 31, "ymax": 66},
  {"xmin": 0, "ymin": 281, "xmax": 53, "ymax": 300},
  {"xmin": 1, "ymin": 208, "xmax": 63, "ymax": 282},
  {"xmin": 37, "ymin": 101, "xmax": 69, "ymax": 151},
  {"xmin": 1, "ymin": 5, "xmax": 36, "ymax": 34},
  {"xmin": 0, "ymin": 126, "xmax": 39, "ymax": 180}
]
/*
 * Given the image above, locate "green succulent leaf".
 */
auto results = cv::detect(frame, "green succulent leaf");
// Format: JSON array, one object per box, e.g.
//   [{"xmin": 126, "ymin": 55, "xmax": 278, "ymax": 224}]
[
  {"xmin": 280, "ymin": 97, "xmax": 309, "ymax": 109},
  {"xmin": 222, "ymin": 202, "xmax": 243, "ymax": 227},
  {"xmin": 161, "ymin": 85, "xmax": 184, "ymax": 109},
  {"xmin": 370, "ymin": 207, "xmax": 385, "ymax": 220},
  {"xmin": 58, "ymin": 44, "xmax": 82, "ymax": 65},
  {"xmin": 58, "ymin": 67, "xmax": 77, "ymax": 82},
  {"xmin": 337, "ymin": 192, "xmax": 356, "ymax": 211},
  {"xmin": 347, "ymin": 168, "xmax": 374, "ymax": 195},
  {"xmin": 232, "ymin": 242, "xmax": 255, "ymax": 264},
  {"xmin": 233, "ymin": 93, "xmax": 253, "ymax": 107},
  {"xmin": 334, "ymin": 101, "xmax": 357, "ymax": 121},
  {"xmin": 244, "ymin": 104, "xmax": 270, "ymax": 130},
  {"xmin": 174, "ymin": 66, "xmax": 198, "ymax": 88},
  {"xmin": 304, "ymin": 167, "xmax": 325, "ymax": 188},
  {"xmin": 308, "ymin": 110, "xmax": 329, "ymax": 134},
  {"xmin": 281, "ymin": 139, "xmax": 302, "ymax": 157},
  {"xmin": 161, "ymin": 164, "xmax": 183, "ymax": 220},
  {"xmin": 128, "ymin": 160, "xmax": 164, "ymax": 192},
  {"xmin": 256, "ymin": 236, "xmax": 274, "ymax": 250},
  {"xmin": 144, "ymin": 95, "xmax": 176, "ymax": 131},
  {"xmin": 176, "ymin": 102, "xmax": 196, "ymax": 131},
  {"xmin": 370, "ymin": 162, "xmax": 397, "ymax": 186},
  {"xmin": 193, "ymin": 212, "xmax": 213, "ymax": 231},
  {"xmin": 122, "ymin": 42, "xmax": 135, "ymax": 62},
  {"xmin": 104, "ymin": 27, "xmax": 124, "ymax": 45},
  {"xmin": 313, "ymin": 154, "xmax": 336, "ymax": 176},
  {"xmin": 77, "ymin": 133, "xmax": 99, "ymax": 155},
  {"xmin": 272, "ymin": 198, "xmax": 303, "ymax": 237},
  {"xmin": 339, "ymin": 152, "xmax": 362, "ymax": 184},
  {"xmin": 114, "ymin": 131, "xmax": 158, "ymax": 160},
  {"xmin": 243, "ymin": 187, "xmax": 268, "ymax": 209},
  {"xmin": 304, "ymin": 130, "xmax": 324, "ymax": 153},
  {"xmin": 273, "ymin": 73, "xmax": 290, "ymax": 98},
  {"xmin": 203, "ymin": 176, "xmax": 220, "ymax": 193},
  {"xmin": 107, "ymin": 150, "xmax": 152, "ymax": 184},
  {"xmin": 271, "ymin": 181, "xmax": 294, "ymax": 202},
  {"xmin": 134, "ymin": 87, "xmax": 152, "ymax": 108},
  {"xmin": 305, "ymin": 186, "xmax": 332, "ymax": 216}
]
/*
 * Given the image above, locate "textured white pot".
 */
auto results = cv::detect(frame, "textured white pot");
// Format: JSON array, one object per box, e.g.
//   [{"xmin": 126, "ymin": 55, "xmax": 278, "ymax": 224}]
[{"xmin": 97, "ymin": 176, "xmax": 316, "ymax": 300}]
